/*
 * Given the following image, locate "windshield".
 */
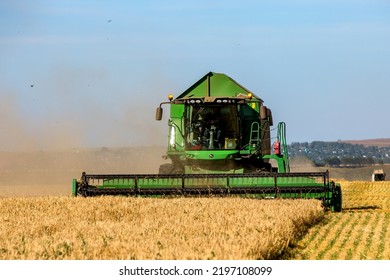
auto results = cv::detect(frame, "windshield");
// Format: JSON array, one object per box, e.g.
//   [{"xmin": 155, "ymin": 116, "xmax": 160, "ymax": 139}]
[{"xmin": 186, "ymin": 105, "xmax": 239, "ymax": 150}]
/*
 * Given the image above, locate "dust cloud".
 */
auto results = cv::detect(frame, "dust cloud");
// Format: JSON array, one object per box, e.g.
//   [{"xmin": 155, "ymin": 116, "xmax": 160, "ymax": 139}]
[
  {"xmin": 289, "ymin": 156, "xmax": 320, "ymax": 172},
  {"xmin": 0, "ymin": 147, "xmax": 166, "ymax": 197},
  {"xmin": 0, "ymin": 89, "xmax": 168, "ymax": 196},
  {"xmin": 0, "ymin": 67, "xmax": 171, "ymax": 197},
  {"xmin": 1, "ymin": 64, "xmax": 169, "ymax": 152}
]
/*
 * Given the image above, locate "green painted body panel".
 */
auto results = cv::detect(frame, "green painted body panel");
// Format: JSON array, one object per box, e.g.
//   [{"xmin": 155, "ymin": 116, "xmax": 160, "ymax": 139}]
[
  {"xmin": 99, "ymin": 175, "xmax": 327, "ymax": 202},
  {"xmin": 185, "ymin": 150, "xmax": 239, "ymax": 160},
  {"xmin": 184, "ymin": 166, "xmax": 244, "ymax": 174},
  {"xmin": 102, "ymin": 175, "xmax": 319, "ymax": 189},
  {"xmin": 176, "ymin": 72, "xmax": 262, "ymax": 101},
  {"xmin": 72, "ymin": 179, "xmax": 77, "ymax": 196},
  {"xmin": 167, "ymin": 104, "xmax": 185, "ymax": 152}
]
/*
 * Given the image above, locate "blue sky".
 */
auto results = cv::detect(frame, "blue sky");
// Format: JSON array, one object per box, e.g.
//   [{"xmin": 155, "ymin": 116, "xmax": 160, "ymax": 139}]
[{"xmin": 1, "ymin": 0, "xmax": 389, "ymax": 150}]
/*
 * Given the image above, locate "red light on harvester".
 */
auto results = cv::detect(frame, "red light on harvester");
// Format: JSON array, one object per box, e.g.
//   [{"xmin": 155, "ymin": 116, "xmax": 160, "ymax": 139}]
[{"xmin": 274, "ymin": 140, "xmax": 280, "ymax": 155}]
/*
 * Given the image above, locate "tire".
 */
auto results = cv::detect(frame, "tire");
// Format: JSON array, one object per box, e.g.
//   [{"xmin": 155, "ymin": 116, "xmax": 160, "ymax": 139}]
[{"xmin": 332, "ymin": 184, "xmax": 342, "ymax": 212}]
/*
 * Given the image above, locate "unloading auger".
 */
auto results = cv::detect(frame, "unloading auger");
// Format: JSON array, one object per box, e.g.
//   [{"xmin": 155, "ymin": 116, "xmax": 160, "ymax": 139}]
[{"xmin": 72, "ymin": 72, "xmax": 342, "ymax": 212}]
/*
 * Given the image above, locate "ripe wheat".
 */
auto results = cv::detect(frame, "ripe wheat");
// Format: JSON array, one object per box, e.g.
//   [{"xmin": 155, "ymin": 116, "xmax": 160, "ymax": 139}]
[{"xmin": 0, "ymin": 197, "xmax": 323, "ymax": 260}]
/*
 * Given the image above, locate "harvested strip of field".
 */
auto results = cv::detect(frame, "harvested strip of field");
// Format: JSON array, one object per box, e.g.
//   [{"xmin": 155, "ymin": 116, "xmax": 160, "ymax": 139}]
[
  {"xmin": 290, "ymin": 181, "xmax": 390, "ymax": 260},
  {"xmin": 0, "ymin": 197, "xmax": 323, "ymax": 260}
]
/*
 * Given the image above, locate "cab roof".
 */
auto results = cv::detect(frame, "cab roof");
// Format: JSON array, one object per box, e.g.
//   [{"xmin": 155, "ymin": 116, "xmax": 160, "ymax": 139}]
[{"xmin": 175, "ymin": 72, "xmax": 263, "ymax": 102}]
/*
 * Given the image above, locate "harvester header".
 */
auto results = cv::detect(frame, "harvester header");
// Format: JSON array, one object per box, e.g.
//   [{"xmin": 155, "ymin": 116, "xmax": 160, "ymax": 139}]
[{"xmin": 73, "ymin": 71, "xmax": 342, "ymax": 212}]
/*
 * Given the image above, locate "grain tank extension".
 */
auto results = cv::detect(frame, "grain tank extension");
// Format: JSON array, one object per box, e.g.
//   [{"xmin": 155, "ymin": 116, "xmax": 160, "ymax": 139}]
[{"xmin": 72, "ymin": 72, "xmax": 342, "ymax": 212}]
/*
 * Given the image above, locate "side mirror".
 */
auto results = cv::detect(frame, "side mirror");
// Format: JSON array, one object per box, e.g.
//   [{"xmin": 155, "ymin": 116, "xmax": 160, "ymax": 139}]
[{"xmin": 155, "ymin": 107, "xmax": 163, "ymax": 121}]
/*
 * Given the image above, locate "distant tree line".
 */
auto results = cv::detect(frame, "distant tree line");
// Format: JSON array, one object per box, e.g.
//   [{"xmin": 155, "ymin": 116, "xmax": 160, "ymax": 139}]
[{"xmin": 287, "ymin": 141, "xmax": 390, "ymax": 167}]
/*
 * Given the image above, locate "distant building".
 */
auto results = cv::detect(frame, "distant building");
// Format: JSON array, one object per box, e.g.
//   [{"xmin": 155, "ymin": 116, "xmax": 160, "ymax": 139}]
[{"xmin": 372, "ymin": 169, "xmax": 386, "ymax": 181}]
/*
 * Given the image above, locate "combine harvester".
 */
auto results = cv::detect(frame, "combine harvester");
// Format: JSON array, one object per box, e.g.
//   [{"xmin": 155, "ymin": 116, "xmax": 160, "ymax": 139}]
[{"xmin": 72, "ymin": 72, "xmax": 342, "ymax": 212}]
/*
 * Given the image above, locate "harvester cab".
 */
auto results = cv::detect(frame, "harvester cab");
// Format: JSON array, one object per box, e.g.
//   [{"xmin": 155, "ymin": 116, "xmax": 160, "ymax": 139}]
[
  {"xmin": 155, "ymin": 72, "xmax": 289, "ymax": 175},
  {"xmin": 72, "ymin": 72, "xmax": 342, "ymax": 212}
]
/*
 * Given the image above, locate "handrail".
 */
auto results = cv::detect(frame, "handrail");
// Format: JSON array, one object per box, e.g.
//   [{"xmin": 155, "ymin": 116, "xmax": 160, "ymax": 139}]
[{"xmin": 277, "ymin": 122, "xmax": 290, "ymax": 172}]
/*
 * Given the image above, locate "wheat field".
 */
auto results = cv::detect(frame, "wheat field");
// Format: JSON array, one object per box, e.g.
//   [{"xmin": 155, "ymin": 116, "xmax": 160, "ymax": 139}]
[
  {"xmin": 0, "ymin": 197, "xmax": 323, "ymax": 260},
  {"xmin": 1, "ymin": 179, "xmax": 389, "ymax": 260},
  {"xmin": 289, "ymin": 180, "xmax": 390, "ymax": 259}
]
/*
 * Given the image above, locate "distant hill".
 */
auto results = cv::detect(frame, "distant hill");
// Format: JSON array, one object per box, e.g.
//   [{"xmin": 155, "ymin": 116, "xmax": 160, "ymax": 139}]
[{"xmin": 339, "ymin": 138, "xmax": 390, "ymax": 147}]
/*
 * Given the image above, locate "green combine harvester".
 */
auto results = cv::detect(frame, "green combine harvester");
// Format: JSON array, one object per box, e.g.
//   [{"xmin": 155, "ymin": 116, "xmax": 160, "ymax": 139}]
[{"xmin": 72, "ymin": 72, "xmax": 342, "ymax": 212}]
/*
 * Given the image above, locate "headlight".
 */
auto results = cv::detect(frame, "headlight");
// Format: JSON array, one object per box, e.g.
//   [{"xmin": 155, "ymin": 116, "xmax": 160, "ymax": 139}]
[{"xmin": 169, "ymin": 126, "xmax": 176, "ymax": 148}]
